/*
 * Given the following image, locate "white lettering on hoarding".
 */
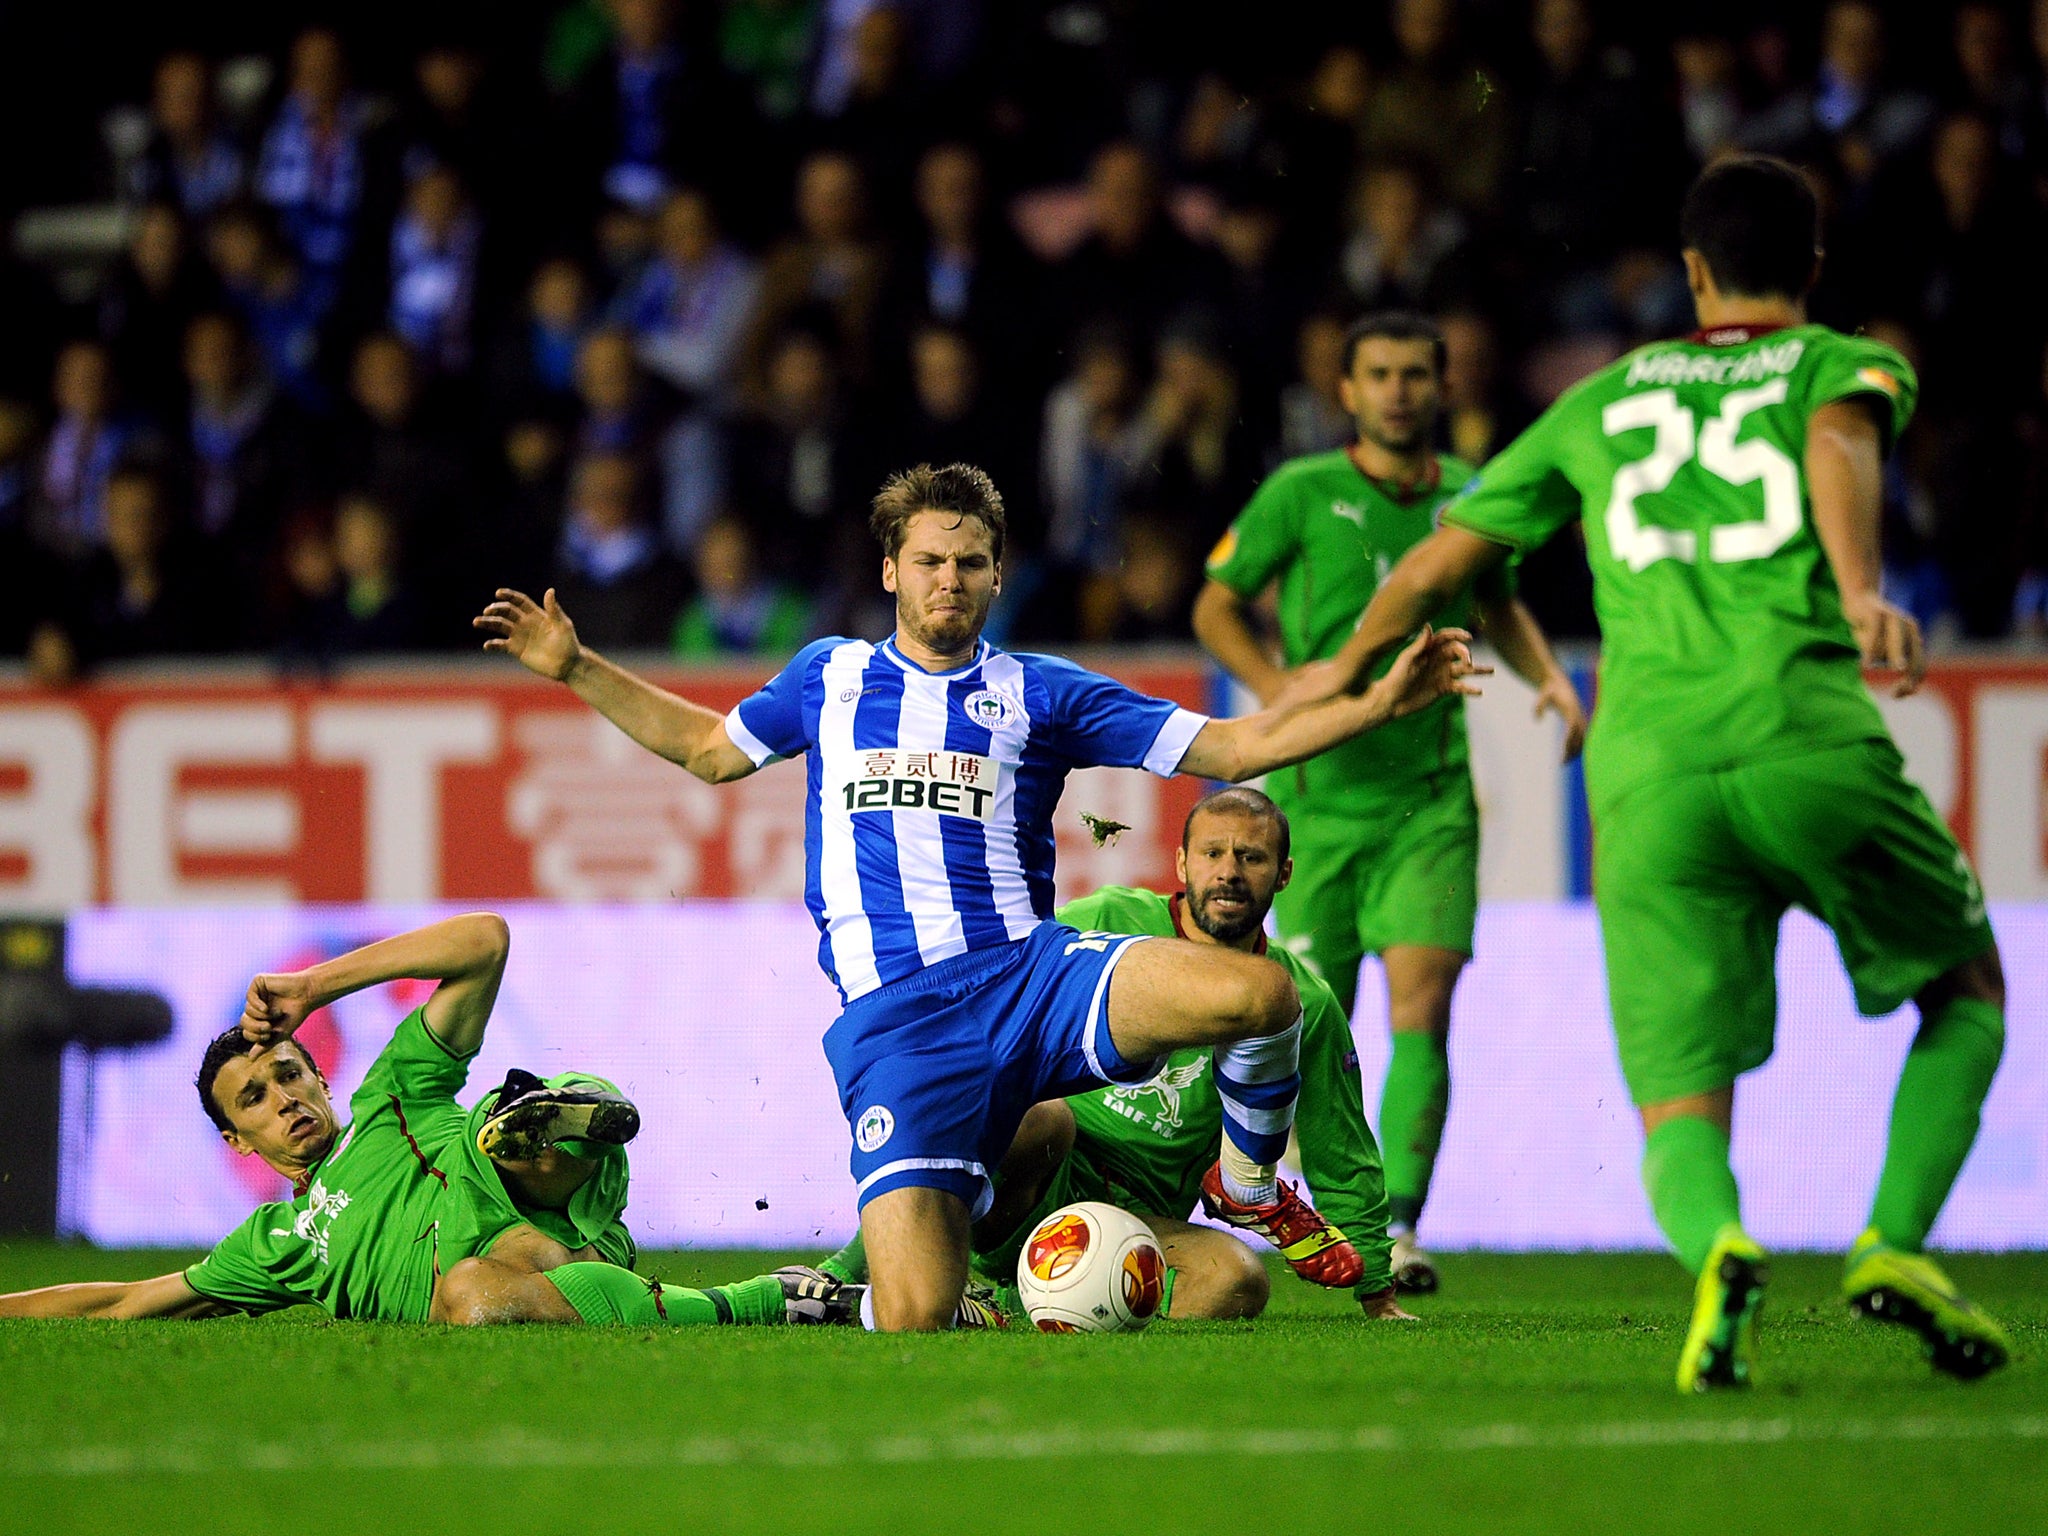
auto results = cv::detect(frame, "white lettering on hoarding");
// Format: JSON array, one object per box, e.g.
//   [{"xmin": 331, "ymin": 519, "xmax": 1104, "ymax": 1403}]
[
  {"xmin": 109, "ymin": 705, "xmax": 296, "ymax": 904},
  {"xmin": 0, "ymin": 708, "xmax": 94, "ymax": 911},
  {"xmin": 309, "ymin": 704, "xmax": 499, "ymax": 902}
]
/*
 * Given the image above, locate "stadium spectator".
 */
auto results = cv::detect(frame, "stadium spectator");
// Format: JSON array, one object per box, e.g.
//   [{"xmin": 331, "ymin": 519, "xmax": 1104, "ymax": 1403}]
[
  {"xmin": 1338, "ymin": 160, "xmax": 1475, "ymax": 317},
  {"xmin": 1082, "ymin": 514, "xmax": 1199, "ymax": 644},
  {"xmin": 727, "ymin": 326, "xmax": 860, "ymax": 582},
  {"xmin": 1671, "ymin": 30, "xmax": 1745, "ymax": 168},
  {"xmin": 99, "ymin": 202, "xmax": 215, "ymax": 419},
  {"xmin": 61, "ymin": 467, "xmax": 220, "ymax": 662},
  {"xmin": 327, "ymin": 492, "xmax": 426, "ymax": 651},
  {"xmin": 491, "ymin": 256, "xmax": 595, "ymax": 417},
  {"xmin": 1951, "ymin": 4, "xmax": 2037, "ymax": 167},
  {"xmin": 175, "ymin": 311, "xmax": 296, "ymax": 571},
  {"xmin": 721, "ymin": 0, "xmax": 824, "ymax": 126},
  {"xmin": 744, "ymin": 150, "xmax": 890, "ymax": 395},
  {"xmin": 1274, "ymin": 312, "xmax": 1353, "ymax": 466},
  {"xmin": 1210, "ymin": 187, "xmax": 1299, "ymax": 413},
  {"xmin": 670, "ymin": 514, "xmax": 811, "ymax": 656},
  {"xmin": 548, "ymin": 450, "xmax": 689, "ymax": 648},
  {"xmin": 1124, "ymin": 319, "xmax": 1259, "ymax": 551},
  {"xmin": 878, "ymin": 142, "xmax": 1032, "ymax": 380},
  {"xmin": 335, "ymin": 332, "xmax": 475, "ymax": 600},
  {"xmin": 1738, "ymin": 1, "xmax": 1936, "ymax": 196},
  {"xmin": 33, "ymin": 340, "xmax": 133, "ymax": 556},
  {"xmin": 1363, "ymin": 0, "xmax": 1512, "ymax": 216},
  {"xmin": 885, "ymin": 325, "xmax": 1030, "ymax": 532},
  {"xmin": 387, "ymin": 164, "xmax": 482, "ymax": 376},
  {"xmin": 126, "ymin": 51, "xmax": 246, "ymax": 220},
  {"xmin": 1038, "ymin": 323, "xmax": 1146, "ymax": 613},
  {"xmin": 205, "ymin": 204, "xmax": 329, "ymax": 412},
  {"xmin": 613, "ymin": 187, "xmax": 760, "ymax": 408},
  {"xmin": 1048, "ymin": 141, "xmax": 1228, "ymax": 360},
  {"xmin": 255, "ymin": 28, "xmax": 383, "ymax": 312},
  {"xmin": 1271, "ymin": 44, "xmax": 1372, "ymax": 261}
]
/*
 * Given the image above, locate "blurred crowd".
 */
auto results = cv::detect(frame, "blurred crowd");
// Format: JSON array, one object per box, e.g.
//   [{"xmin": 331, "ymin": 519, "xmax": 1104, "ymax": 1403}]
[{"xmin": 3, "ymin": 0, "xmax": 2048, "ymax": 678}]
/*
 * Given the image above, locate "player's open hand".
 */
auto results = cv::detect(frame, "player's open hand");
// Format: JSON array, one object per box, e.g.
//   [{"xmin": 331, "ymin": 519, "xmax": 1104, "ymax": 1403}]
[
  {"xmin": 474, "ymin": 588, "xmax": 582, "ymax": 681},
  {"xmin": 1373, "ymin": 625, "xmax": 1489, "ymax": 721},
  {"xmin": 240, "ymin": 970, "xmax": 321, "ymax": 1045},
  {"xmin": 1535, "ymin": 671, "xmax": 1589, "ymax": 762},
  {"xmin": 1843, "ymin": 589, "xmax": 1926, "ymax": 697}
]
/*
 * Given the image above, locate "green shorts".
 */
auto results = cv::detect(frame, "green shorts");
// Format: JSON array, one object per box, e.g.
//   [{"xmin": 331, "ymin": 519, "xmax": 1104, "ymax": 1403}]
[
  {"xmin": 1270, "ymin": 778, "xmax": 1480, "ymax": 1010},
  {"xmin": 1594, "ymin": 739, "xmax": 1994, "ymax": 1107},
  {"xmin": 971, "ymin": 1148, "xmax": 1110, "ymax": 1287},
  {"xmin": 445, "ymin": 1072, "xmax": 637, "ymax": 1271}
]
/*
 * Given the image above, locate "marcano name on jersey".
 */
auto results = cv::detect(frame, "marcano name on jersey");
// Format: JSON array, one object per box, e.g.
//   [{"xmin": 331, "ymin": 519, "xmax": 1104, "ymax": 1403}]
[{"xmin": 1625, "ymin": 338, "xmax": 1805, "ymax": 388}]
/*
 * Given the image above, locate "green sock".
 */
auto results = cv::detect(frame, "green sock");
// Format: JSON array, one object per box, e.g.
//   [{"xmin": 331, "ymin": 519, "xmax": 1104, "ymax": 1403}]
[
  {"xmin": 1868, "ymin": 996, "xmax": 2004, "ymax": 1252},
  {"xmin": 1380, "ymin": 1031, "xmax": 1450, "ymax": 1229},
  {"xmin": 819, "ymin": 1231, "xmax": 868, "ymax": 1283},
  {"xmin": 1641, "ymin": 1116, "xmax": 1742, "ymax": 1275},
  {"xmin": 545, "ymin": 1263, "xmax": 786, "ymax": 1326}
]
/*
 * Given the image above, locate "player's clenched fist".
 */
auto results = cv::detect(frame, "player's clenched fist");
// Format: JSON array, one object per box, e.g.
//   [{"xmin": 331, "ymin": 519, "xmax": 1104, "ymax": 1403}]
[
  {"xmin": 241, "ymin": 970, "xmax": 321, "ymax": 1044},
  {"xmin": 473, "ymin": 588, "xmax": 583, "ymax": 681}
]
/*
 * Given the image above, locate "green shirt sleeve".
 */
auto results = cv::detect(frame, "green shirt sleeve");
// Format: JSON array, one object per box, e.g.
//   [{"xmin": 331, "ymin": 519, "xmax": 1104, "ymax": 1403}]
[
  {"xmin": 1441, "ymin": 397, "xmax": 1585, "ymax": 554},
  {"xmin": 1205, "ymin": 469, "xmax": 1305, "ymax": 597},
  {"xmin": 182, "ymin": 1203, "xmax": 307, "ymax": 1314},
  {"xmin": 1055, "ymin": 886, "xmax": 1176, "ymax": 939},
  {"xmin": 348, "ymin": 1007, "xmax": 476, "ymax": 1146},
  {"xmin": 1805, "ymin": 334, "xmax": 1917, "ymax": 450},
  {"xmin": 1287, "ymin": 971, "xmax": 1395, "ymax": 1299}
]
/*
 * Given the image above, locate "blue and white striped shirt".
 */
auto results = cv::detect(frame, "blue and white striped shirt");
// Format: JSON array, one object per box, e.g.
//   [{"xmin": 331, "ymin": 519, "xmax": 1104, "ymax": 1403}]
[{"xmin": 724, "ymin": 636, "xmax": 1208, "ymax": 1003}]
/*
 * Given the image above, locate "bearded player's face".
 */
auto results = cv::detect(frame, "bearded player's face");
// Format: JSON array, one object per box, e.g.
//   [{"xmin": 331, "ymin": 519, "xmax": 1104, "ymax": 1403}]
[
  {"xmin": 884, "ymin": 511, "xmax": 1002, "ymax": 656},
  {"xmin": 1339, "ymin": 336, "xmax": 1441, "ymax": 456},
  {"xmin": 1178, "ymin": 810, "xmax": 1291, "ymax": 945}
]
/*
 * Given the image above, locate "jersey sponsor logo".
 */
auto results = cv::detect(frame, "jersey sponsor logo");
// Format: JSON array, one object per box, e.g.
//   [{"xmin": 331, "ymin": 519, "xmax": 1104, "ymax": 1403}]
[
  {"xmin": 962, "ymin": 688, "xmax": 1023, "ymax": 730},
  {"xmin": 1856, "ymin": 365, "xmax": 1903, "ymax": 398},
  {"xmin": 1106, "ymin": 1055, "xmax": 1210, "ymax": 1134},
  {"xmin": 854, "ymin": 1105, "xmax": 895, "ymax": 1153},
  {"xmin": 1624, "ymin": 338, "xmax": 1804, "ymax": 389},
  {"xmin": 1205, "ymin": 527, "xmax": 1239, "ymax": 570},
  {"xmin": 1331, "ymin": 500, "xmax": 1367, "ymax": 528},
  {"xmin": 838, "ymin": 750, "xmax": 998, "ymax": 821},
  {"xmin": 270, "ymin": 1178, "xmax": 352, "ymax": 1265}
]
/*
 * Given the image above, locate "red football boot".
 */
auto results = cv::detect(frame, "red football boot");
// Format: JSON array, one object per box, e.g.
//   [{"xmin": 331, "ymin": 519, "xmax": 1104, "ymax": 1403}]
[{"xmin": 1200, "ymin": 1164, "xmax": 1364, "ymax": 1287}]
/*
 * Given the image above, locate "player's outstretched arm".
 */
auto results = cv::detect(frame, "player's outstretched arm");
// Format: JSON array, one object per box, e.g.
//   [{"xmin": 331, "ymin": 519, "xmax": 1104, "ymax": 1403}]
[
  {"xmin": 1807, "ymin": 399, "xmax": 1924, "ymax": 697},
  {"xmin": 242, "ymin": 913, "xmax": 512, "ymax": 1059},
  {"xmin": 474, "ymin": 587, "xmax": 758, "ymax": 782},
  {"xmin": 1276, "ymin": 526, "xmax": 1511, "ymax": 710},
  {"xmin": 1176, "ymin": 627, "xmax": 1488, "ymax": 782},
  {"xmin": 0, "ymin": 1272, "xmax": 230, "ymax": 1320},
  {"xmin": 1474, "ymin": 594, "xmax": 1587, "ymax": 761}
]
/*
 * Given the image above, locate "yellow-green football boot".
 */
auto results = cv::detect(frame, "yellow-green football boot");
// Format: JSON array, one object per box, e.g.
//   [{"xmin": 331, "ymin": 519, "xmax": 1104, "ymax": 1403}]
[
  {"xmin": 1676, "ymin": 1225, "xmax": 1769, "ymax": 1394},
  {"xmin": 1843, "ymin": 1228, "xmax": 2012, "ymax": 1380}
]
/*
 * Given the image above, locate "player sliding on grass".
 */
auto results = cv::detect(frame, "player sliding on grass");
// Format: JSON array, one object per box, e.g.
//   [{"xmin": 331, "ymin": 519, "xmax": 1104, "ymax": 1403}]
[
  {"xmin": 476, "ymin": 463, "xmax": 1485, "ymax": 1330},
  {"xmin": 0, "ymin": 915, "xmax": 859, "ymax": 1330},
  {"xmin": 821, "ymin": 786, "xmax": 1416, "ymax": 1324},
  {"xmin": 1279, "ymin": 155, "xmax": 2011, "ymax": 1391},
  {"xmin": 1195, "ymin": 309, "xmax": 1586, "ymax": 1295}
]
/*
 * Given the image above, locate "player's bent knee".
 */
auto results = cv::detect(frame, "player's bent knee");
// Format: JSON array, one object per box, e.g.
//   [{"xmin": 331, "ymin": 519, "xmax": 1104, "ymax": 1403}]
[
  {"xmin": 1219, "ymin": 1250, "xmax": 1271, "ymax": 1320},
  {"xmin": 430, "ymin": 1258, "xmax": 497, "ymax": 1326},
  {"xmin": 1223, "ymin": 957, "xmax": 1299, "ymax": 1038},
  {"xmin": 870, "ymin": 1279, "xmax": 963, "ymax": 1333}
]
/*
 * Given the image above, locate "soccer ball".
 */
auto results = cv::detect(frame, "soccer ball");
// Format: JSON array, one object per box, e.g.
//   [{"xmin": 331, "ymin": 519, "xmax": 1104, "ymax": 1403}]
[{"xmin": 1015, "ymin": 1201, "xmax": 1166, "ymax": 1334}]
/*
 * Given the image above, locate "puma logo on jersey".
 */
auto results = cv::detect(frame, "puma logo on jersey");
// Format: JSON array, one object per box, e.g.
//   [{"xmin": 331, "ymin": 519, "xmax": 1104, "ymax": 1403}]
[{"xmin": 1331, "ymin": 501, "xmax": 1367, "ymax": 528}]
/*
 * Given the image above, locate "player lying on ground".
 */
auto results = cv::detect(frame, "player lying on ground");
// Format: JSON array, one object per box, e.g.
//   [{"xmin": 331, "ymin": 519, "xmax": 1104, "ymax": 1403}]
[
  {"xmin": 1196, "ymin": 308, "xmax": 1587, "ymax": 1295},
  {"xmin": 0, "ymin": 915, "xmax": 859, "ymax": 1329},
  {"xmin": 477, "ymin": 463, "xmax": 1485, "ymax": 1330},
  {"xmin": 821, "ymin": 785, "xmax": 1415, "ymax": 1324},
  {"xmin": 1280, "ymin": 155, "xmax": 2011, "ymax": 1391}
]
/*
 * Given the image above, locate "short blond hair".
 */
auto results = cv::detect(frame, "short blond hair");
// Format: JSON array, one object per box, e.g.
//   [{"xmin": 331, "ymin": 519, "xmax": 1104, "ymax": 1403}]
[{"xmin": 869, "ymin": 462, "xmax": 1006, "ymax": 563}]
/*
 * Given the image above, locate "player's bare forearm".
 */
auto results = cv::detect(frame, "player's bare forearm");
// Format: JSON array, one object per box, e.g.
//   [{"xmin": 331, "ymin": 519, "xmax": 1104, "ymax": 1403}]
[
  {"xmin": 1178, "ymin": 628, "xmax": 1485, "ymax": 781},
  {"xmin": 0, "ymin": 1273, "xmax": 223, "ymax": 1320},
  {"xmin": 562, "ymin": 648, "xmax": 756, "ymax": 783},
  {"xmin": 243, "ymin": 914, "xmax": 511, "ymax": 1056},
  {"xmin": 1330, "ymin": 527, "xmax": 1508, "ymax": 698},
  {"xmin": 1191, "ymin": 580, "xmax": 1286, "ymax": 705},
  {"xmin": 1806, "ymin": 398, "xmax": 1924, "ymax": 693}
]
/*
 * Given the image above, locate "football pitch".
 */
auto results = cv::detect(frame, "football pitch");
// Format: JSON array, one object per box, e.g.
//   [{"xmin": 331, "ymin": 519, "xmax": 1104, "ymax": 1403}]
[{"xmin": 2, "ymin": 1244, "xmax": 2040, "ymax": 1536}]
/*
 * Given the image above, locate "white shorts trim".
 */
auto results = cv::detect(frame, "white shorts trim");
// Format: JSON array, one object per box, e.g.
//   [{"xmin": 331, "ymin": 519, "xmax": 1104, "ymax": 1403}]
[
  {"xmin": 853, "ymin": 1157, "xmax": 994, "ymax": 1222},
  {"xmin": 1082, "ymin": 934, "xmax": 1150, "ymax": 1083}
]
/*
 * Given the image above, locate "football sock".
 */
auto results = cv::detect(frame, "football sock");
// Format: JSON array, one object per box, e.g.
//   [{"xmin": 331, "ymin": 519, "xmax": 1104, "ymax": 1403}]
[
  {"xmin": 1640, "ymin": 1115, "xmax": 1742, "ymax": 1276},
  {"xmin": 1214, "ymin": 1012, "xmax": 1303, "ymax": 1204},
  {"xmin": 1380, "ymin": 1030, "xmax": 1450, "ymax": 1230},
  {"xmin": 544, "ymin": 1263, "xmax": 785, "ymax": 1326},
  {"xmin": 819, "ymin": 1231, "xmax": 868, "ymax": 1283},
  {"xmin": 1158, "ymin": 1266, "xmax": 1178, "ymax": 1320},
  {"xmin": 1868, "ymin": 996, "xmax": 2004, "ymax": 1252}
]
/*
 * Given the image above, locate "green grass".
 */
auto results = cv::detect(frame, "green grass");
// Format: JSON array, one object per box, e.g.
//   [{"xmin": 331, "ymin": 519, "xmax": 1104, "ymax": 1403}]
[{"xmin": 2, "ymin": 1243, "xmax": 2041, "ymax": 1535}]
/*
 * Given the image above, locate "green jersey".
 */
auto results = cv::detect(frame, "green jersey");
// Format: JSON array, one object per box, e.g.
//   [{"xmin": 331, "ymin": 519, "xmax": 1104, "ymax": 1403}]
[
  {"xmin": 1056, "ymin": 886, "xmax": 1392, "ymax": 1290},
  {"xmin": 184, "ymin": 1010, "xmax": 631, "ymax": 1321},
  {"xmin": 1206, "ymin": 449, "xmax": 1508, "ymax": 812},
  {"xmin": 1442, "ymin": 323, "xmax": 1914, "ymax": 808}
]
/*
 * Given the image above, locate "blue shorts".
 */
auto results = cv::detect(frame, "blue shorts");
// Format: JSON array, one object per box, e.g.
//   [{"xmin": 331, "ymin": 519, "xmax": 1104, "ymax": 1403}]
[{"xmin": 822, "ymin": 921, "xmax": 1156, "ymax": 1220}]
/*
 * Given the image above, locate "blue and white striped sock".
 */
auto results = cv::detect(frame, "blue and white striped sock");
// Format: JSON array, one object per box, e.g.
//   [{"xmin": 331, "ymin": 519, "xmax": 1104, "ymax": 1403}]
[{"xmin": 1213, "ymin": 1012, "xmax": 1303, "ymax": 1205}]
